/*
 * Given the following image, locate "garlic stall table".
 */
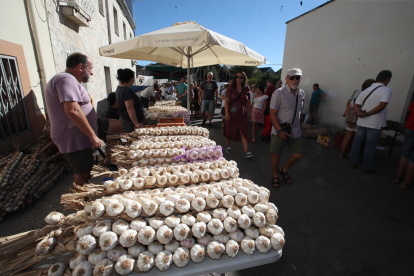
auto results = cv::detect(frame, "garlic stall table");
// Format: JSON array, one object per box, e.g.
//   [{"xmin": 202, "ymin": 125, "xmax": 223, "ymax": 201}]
[{"xmin": 128, "ymin": 249, "xmax": 282, "ymax": 276}]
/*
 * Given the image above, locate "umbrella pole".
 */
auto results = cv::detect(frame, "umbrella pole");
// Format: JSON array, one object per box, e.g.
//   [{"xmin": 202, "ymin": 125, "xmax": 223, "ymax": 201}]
[{"xmin": 187, "ymin": 47, "xmax": 191, "ymax": 114}]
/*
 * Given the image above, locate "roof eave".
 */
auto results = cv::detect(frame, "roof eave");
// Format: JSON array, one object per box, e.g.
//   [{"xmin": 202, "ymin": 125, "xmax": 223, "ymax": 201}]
[
  {"xmin": 286, "ymin": 0, "xmax": 335, "ymax": 24},
  {"xmin": 117, "ymin": 0, "xmax": 136, "ymax": 30}
]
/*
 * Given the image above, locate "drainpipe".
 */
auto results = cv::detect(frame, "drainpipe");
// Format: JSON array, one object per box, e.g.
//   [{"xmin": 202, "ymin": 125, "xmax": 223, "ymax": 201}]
[{"xmin": 25, "ymin": 0, "xmax": 48, "ymax": 114}]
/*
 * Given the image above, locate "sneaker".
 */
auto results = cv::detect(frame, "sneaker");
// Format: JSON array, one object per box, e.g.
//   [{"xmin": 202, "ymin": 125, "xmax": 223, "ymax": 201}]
[
  {"xmin": 225, "ymin": 146, "xmax": 232, "ymax": 153},
  {"xmin": 202, "ymin": 119, "xmax": 207, "ymax": 126},
  {"xmin": 244, "ymin": 152, "xmax": 253, "ymax": 158}
]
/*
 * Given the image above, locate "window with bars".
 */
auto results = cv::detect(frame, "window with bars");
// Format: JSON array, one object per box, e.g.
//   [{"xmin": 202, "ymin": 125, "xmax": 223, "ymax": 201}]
[{"xmin": 0, "ymin": 55, "xmax": 31, "ymax": 142}]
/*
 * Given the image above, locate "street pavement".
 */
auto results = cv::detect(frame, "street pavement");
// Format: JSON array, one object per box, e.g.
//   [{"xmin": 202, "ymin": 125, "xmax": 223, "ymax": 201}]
[{"xmin": 1, "ymin": 111, "xmax": 414, "ymax": 276}]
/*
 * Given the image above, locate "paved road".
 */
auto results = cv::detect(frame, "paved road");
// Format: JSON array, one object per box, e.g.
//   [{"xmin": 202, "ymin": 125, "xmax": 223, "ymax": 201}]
[{"xmin": 1, "ymin": 112, "xmax": 414, "ymax": 276}]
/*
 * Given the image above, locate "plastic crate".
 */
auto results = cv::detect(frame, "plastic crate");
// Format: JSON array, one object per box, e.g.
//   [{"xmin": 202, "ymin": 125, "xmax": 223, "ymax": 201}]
[{"xmin": 158, "ymin": 117, "xmax": 184, "ymax": 124}]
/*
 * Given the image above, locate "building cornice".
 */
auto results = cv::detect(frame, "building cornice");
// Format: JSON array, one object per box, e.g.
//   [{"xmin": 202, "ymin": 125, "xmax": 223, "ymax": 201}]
[{"xmin": 117, "ymin": 0, "xmax": 136, "ymax": 30}]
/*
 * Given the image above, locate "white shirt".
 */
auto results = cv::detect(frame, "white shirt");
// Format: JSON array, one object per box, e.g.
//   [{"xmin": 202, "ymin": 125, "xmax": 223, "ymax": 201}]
[
  {"xmin": 355, "ymin": 83, "xmax": 392, "ymax": 129},
  {"xmin": 253, "ymin": 95, "xmax": 268, "ymax": 109},
  {"xmin": 140, "ymin": 87, "xmax": 155, "ymax": 98},
  {"xmin": 221, "ymin": 89, "xmax": 226, "ymax": 108},
  {"xmin": 161, "ymin": 87, "xmax": 167, "ymax": 97}
]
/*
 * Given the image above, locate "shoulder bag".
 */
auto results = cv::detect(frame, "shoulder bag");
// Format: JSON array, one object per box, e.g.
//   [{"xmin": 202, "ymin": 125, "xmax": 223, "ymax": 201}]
[
  {"xmin": 221, "ymin": 87, "xmax": 244, "ymax": 116},
  {"xmin": 279, "ymin": 93, "xmax": 299, "ymax": 137},
  {"xmin": 346, "ymin": 86, "xmax": 380, "ymax": 124},
  {"xmin": 345, "ymin": 90, "xmax": 359, "ymax": 124}
]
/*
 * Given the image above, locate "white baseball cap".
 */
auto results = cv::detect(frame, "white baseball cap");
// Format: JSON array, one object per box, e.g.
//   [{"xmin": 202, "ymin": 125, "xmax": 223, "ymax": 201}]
[{"xmin": 286, "ymin": 68, "xmax": 302, "ymax": 76}]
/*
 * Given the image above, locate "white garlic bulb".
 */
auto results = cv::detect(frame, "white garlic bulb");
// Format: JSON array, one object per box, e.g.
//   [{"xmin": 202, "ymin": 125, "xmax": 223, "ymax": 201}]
[
  {"xmin": 166, "ymin": 193, "xmax": 180, "ymax": 202},
  {"xmin": 245, "ymin": 226, "xmax": 260, "ymax": 239},
  {"xmin": 106, "ymin": 202, "xmax": 124, "ymax": 217},
  {"xmin": 213, "ymin": 208, "xmax": 228, "ymax": 221},
  {"xmin": 149, "ymin": 217, "xmax": 165, "ymax": 230},
  {"xmin": 229, "ymin": 229, "xmax": 244, "ymax": 242},
  {"xmin": 192, "ymin": 222, "xmax": 207, "ymax": 239},
  {"xmin": 190, "ymin": 244, "xmax": 205, "ymax": 263},
  {"xmin": 112, "ymin": 219, "xmax": 130, "ymax": 235},
  {"xmin": 165, "ymin": 240, "xmax": 180, "ymax": 253},
  {"xmin": 133, "ymin": 177, "xmax": 145, "ymax": 188},
  {"xmin": 191, "ymin": 197, "xmax": 206, "ymax": 212},
  {"xmin": 119, "ymin": 229, "xmax": 137, "ymax": 247},
  {"xmin": 148, "ymin": 242, "xmax": 164, "ymax": 255},
  {"xmin": 225, "ymin": 240, "xmax": 239, "ymax": 258},
  {"xmin": 180, "ymin": 238, "xmax": 196, "ymax": 249},
  {"xmin": 44, "ymin": 212, "xmax": 64, "ymax": 225},
  {"xmin": 128, "ymin": 244, "xmax": 146, "ymax": 258},
  {"xmin": 73, "ymin": 261, "xmax": 93, "ymax": 276},
  {"xmin": 266, "ymin": 209, "xmax": 278, "ymax": 225},
  {"xmin": 155, "ymin": 250, "xmax": 173, "ymax": 272},
  {"xmin": 238, "ymin": 214, "xmax": 251, "ymax": 229},
  {"xmin": 70, "ymin": 254, "xmax": 87, "ymax": 269},
  {"xmin": 106, "ymin": 182, "xmax": 120, "ymax": 193},
  {"xmin": 93, "ymin": 221, "xmax": 112, "ymax": 237},
  {"xmin": 254, "ymin": 203, "xmax": 269, "ymax": 213},
  {"xmin": 181, "ymin": 192, "xmax": 195, "ymax": 202},
  {"xmin": 143, "ymin": 201, "xmax": 158, "ymax": 216},
  {"xmin": 207, "ymin": 241, "xmax": 225, "ymax": 260},
  {"xmin": 207, "ymin": 219, "xmax": 224, "ymax": 236},
  {"xmin": 259, "ymin": 226, "xmax": 274, "ymax": 237},
  {"xmin": 99, "ymin": 231, "xmax": 117, "ymax": 251},
  {"xmin": 270, "ymin": 224, "xmax": 285, "ymax": 236},
  {"xmin": 271, "ymin": 233, "xmax": 285, "ymax": 250},
  {"xmin": 247, "ymin": 191, "xmax": 259, "ymax": 204},
  {"xmin": 138, "ymin": 226, "xmax": 156, "ymax": 245},
  {"xmin": 125, "ymin": 201, "xmax": 142, "ymax": 218},
  {"xmin": 107, "ymin": 245, "xmax": 127, "ymax": 262},
  {"xmin": 258, "ymin": 191, "xmax": 269, "ymax": 203},
  {"xmin": 206, "ymin": 194, "xmax": 219, "ymax": 209},
  {"xmin": 227, "ymin": 206, "xmax": 241, "ymax": 219},
  {"xmin": 196, "ymin": 211, "xmax": 211, "ymax": 223},
  {"xmin": 256, "ymin": 235, "xmax": 272, "ymax": 253},
  {"xmin": 175, "ymin": 198, "xmax": 190, "ymax": 213},
  {"xmin": 76, "ymin": 223, "xmax": 95, "ymax": 238},
  {"xmin": 237, "ymin": 186, "xmax": 249, "ymax": 195},
  {"xmin": 197, "ymin": 234, "xmax": 212, "ymax": 247},
  {"xmin": 48, "ymin": 262, "xmax": 65, "ymax": 276},
  {"xmin": 211, "ymin": 188, "xmax": 223, "ymax": 199},
  {"xmin": 235, "ymin": 193, "xmax": 248, "ymax": 207},
  {"xmin": 266, "ymin": 202, "xmax": 279, "ymax": 214},
  {"xmin": 130, "ymin": 218, "xmax": 147, "ymax": 232},
  {"xmin": 173, "ymin": 247, "xmax": 190, "ymax": 268},
  {"xmin": 216, "ymin": 232, "xmax": 229, "ymax": 244},
  {"xmin": 164, "ymin": 215, "xmax": 180, "ymax": 228},
  {"xmin": 241, "ymin": 237, "xmax": 256, "ymax": 255},
  {"xmin": 223, "ymin": 217, "xmax": 237, "ymax": 233},
  {"xmin": 223, "ymin": 187, "xmax": 237, "ymax": 197},
  {"xmin": 157, "ymin": 225, "xmax": 173, "ymax": 245},
  {"xmin": 241, "ymin": 205, "xmax": 256, "ymax": 217},
  {"xmin": 115, "ymin": 254, "xmax": 135, "ymax": 275},
  {"xmin": 221, "ymin": 195, "xmax": 234, "ymax": 209},
  {"xmin": 88, "ymin": 249, "xmax": 107, "ymax": 265},
  {"xmin": 93, "ymin": 259, "xmax": 113, "ymax": 276},
  {"xmin": 253, "ymin": 212, "xmax": 267, "ymax": 227},
  {"xmin": 137, "ymin": 251, "xmax": 155, "ymax": 272},
  {"xmin": 101, "ymin": 197, "xmax": 118, "ymax": 207},
  {"xmin": 77, "ymin": 235, "xmax": 96, "ymax": 255},
  {"xmin": 173, "ymin": 223, "xmax": 189, "ymax": 241},
  {"xmin": 181, "ymin": 214, "xmax": 196, "ymax": 226}
]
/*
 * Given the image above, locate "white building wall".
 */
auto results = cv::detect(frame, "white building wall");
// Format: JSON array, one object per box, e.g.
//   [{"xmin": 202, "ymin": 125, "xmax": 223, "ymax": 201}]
[{"xmin": 282, "ymin": 0, "xmax": 414, "ymax": 128}]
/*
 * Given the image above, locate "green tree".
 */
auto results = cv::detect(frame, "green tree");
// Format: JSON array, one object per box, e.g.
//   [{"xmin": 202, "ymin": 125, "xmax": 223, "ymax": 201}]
[{"xmin": 228, "ymin": 66, "xmax": 260, "ymax": 79}]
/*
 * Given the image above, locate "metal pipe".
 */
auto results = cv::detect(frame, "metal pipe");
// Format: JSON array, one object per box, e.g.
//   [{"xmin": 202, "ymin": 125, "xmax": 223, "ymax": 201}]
[{"xmin": 187, "ymin": 47, "xmax": 191, "ymax": 113}]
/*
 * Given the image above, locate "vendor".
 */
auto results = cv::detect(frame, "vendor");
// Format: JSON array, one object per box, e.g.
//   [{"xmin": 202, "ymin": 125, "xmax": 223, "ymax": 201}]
[
  {"xmin": 105, "ymin": 92, "xmax": 119, "ymax": 119},
  {"xmin": 140, "ymin": 86, "xmax": 156, "ymax": 108},
  {"xmin": 176, "ymin": 77, "xmax": 188, "ymax": 108},
  {"xmin": 115, "ymin": 68, "xmax": 144, "ymax": 132}
]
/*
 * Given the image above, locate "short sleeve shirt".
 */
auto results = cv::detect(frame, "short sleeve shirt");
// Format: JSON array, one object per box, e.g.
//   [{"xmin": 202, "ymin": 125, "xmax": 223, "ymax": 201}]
[
  {"xmin": 201, "ymin": 80, "xmax": 218, "ymax": 100},
  {"xmin": 45, "ymin": 72, "xmax": 97, "ymax": 154},
  {"xmin": 406, "ymin": 100, "xmax": 414, "ymax": 131},
  {"xmin": 355, "ymin": 83, "xmax": 392, "ymax": 129},
  {"xmin": 270, "ymin": 85, "xmax": 306, "ymax": 138},
  {"xmin": 176, "ymin": 82, "xmax": 188, "ymax": 101},
  {"xmin": 310, "ymin": 89, "xmax": 325, "ymax": 105},
  {"xmin": 116, "ymin": 86, "xmax": 145, "ymax": 123},
  {"xmin": 253, "ymin": 95, "xmax": 269, "ymax": 109},
  {"xmin": 221, "ymin": 89, "xmax": 226, "ymax": 108}
]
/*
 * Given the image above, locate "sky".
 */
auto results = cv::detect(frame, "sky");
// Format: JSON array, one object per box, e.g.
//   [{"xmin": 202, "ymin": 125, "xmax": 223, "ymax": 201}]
[{"xmin": 132, "ymin": 0, "xmax": 329, "ymax": 71}]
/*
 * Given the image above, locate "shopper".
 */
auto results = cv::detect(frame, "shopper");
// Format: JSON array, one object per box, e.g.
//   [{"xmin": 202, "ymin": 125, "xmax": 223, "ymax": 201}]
[
  {"xmin": 252, "ymin": 86, "xmax": 268, "ymax": 142},
  {"xmin": 140, "ymin": 85, "xmax": 156, "ymax": 108},
  {"xmin": 220, "ymin": 84, "xmax": 229, "ymax": 128},
  {"xmin": 308, "ymin": 83, "xmax": 326, "ymax": 125},
  {"xmin": 340, "ymin": 79, "xmax": 376, "ymax": 158},
  {"xmin": 223, "ymin": 71, "xmax": 253, "ymax": 158},
  {"xmin": 192, "ymin": 82, "xmax": 201, "ymax": 119},
  {"xmin": 199, "ymin": 72, "xmax": 218, "ymax": 128},
  {"xmin": 261, "ymin": 79, "xmax": 278, "ymax": 142},
  {"xmin": 176, "ymin": 77, "xmax": 188, "ymax": 108},
  {"xmin": 269, "ymin": 68, "xmax": 305, "ymax": 188},
  {"xmin": 45, "ymin": 53, "xmax": 101, "ymax": 185},
  {"xmin": 105, "ymin": 92, "xmax": 119, "ymax": 120},
  {"xmin": 115, "ymin": 68, "xmax": 145, "ymax": 133},
  {"xmin": 350, "ymin": 70, "xmax": 393, "ymax": 173}
]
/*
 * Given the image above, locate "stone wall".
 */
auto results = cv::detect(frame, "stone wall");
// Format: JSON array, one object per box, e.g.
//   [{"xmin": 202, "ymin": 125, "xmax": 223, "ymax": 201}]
[{"xmin": 45, "ymin": 0, "xmax": 136, "ymax": 109}]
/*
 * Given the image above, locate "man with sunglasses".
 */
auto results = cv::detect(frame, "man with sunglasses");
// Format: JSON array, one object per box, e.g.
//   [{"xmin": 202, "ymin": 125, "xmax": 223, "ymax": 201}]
[
  {"xmin": 199, "ymin": 72, "xmax": 218, "ymax": 128},
  {"xmin": 269, "ymin": 68, "xmax": 306, "ymax": 188}
]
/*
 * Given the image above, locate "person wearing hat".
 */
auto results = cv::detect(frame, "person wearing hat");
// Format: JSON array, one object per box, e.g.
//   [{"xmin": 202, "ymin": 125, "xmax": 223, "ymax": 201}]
[
  {"xmin": 261, "ymin": 79, "xmax": 278, "ymax": 142},
  {"xmin": 269, "ymin": 68, "xmax": 306, "ymax": 188}
]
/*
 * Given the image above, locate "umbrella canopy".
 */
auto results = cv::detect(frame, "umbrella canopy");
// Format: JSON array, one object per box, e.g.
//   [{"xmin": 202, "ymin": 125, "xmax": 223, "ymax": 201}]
[{"xmin": 99, "ymin": 21, "xmax": 266, "ymax": 112}]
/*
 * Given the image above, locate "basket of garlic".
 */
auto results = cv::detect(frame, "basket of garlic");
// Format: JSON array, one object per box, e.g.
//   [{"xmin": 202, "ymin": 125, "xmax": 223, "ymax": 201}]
[
  {"xmin": 154, "ymin": 100, "xmax": 177, "ymax": 106},
  {"xmin": 148, "ymin": 106, "xmax": 188, "ymax": 113},
  {"xmin": 131, "ymin": 126, "xmax": 209, "ymax": 138}
]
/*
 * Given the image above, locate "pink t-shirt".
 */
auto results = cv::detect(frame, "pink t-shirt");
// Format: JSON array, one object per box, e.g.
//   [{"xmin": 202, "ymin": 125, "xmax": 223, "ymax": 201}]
[{"xmin": 45, "ymin": 73, "xmax": 97, "ymax": 153}]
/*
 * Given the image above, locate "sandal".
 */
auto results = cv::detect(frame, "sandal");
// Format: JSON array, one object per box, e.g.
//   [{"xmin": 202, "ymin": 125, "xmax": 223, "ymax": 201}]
[
  {"xmin": 339, "ymin": 152, "xmax": 347, "ymax": 158},
  {"xmin": 393, "ymin": 177, "xmax": 403, "ymax": 183},
  {"xmin": 399, "ymin": 182, "xmax": 413, "ymax": 190},
  {"xmin": 271, "ymin": 176, "xmax": 280, "ymax": 188},
  {"xmin": 279, "ymin": 167, "xmax": 291, "ymax": 185}
]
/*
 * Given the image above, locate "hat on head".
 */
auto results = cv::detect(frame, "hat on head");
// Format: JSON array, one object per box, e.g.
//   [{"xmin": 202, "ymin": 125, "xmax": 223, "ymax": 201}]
[
  {"xmin": 266, "ymin": 79, "xmax": 275, "ymax": 85},
  {"xmin": 286, "ymin": 68, "xmax": 302, "ymax": 76}
]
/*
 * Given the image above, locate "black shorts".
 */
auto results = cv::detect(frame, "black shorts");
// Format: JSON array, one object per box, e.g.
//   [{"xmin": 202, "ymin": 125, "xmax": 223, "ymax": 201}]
[
  {"xmin": 65, "ymin": 148, "xmax": 94, "ymax": 174},
  {"xmin": 97, "ymin": 118, "xmax": 110, "ymax": 140}
]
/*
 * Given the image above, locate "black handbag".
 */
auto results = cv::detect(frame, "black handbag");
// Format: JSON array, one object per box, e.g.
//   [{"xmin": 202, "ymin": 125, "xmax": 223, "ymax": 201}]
[
  {"xmin": 222, "ymin": 87, "xmax": 244, "ymax": 116},
  {"xmin": 279, "ymin": 93, "xmax": 299, "ymax": 137}
]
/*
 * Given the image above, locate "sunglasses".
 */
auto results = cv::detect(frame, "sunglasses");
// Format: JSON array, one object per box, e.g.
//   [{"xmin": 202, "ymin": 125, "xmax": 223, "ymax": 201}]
[
  {"xmin": 288, "ymin": 76, "xmax": 301, "ymax": 81},
  {"xmin": 236, "ymin": 76, "xmax": 244, "ymax": 79}
]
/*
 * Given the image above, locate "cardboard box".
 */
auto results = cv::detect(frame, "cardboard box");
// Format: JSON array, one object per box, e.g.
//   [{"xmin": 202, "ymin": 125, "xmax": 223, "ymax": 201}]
[{"xmin": 317, "ymin": 134, "xmax": 332, "ymax": 147}]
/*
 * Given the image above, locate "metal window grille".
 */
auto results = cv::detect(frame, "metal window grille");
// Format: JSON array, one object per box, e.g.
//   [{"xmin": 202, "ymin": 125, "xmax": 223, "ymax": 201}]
[{"xmin": 0, "ymin": 55, "xmax": 31, "ymax": 142}]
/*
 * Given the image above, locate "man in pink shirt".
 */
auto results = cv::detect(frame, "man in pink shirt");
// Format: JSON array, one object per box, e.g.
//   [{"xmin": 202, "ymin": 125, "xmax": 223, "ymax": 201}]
[{"xmin": 45, "ymin": 53, "xmax": 101, "ymax": 185}]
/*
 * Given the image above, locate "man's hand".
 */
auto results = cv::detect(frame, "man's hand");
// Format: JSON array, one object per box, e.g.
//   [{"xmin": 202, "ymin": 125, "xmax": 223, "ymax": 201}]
[
  {"xmin": 278, "ymin": 131, "xmax": 291, "ymax": 141},
  {"xmin": 135, "ymin": 123, "xmax": 144, "ymax": 129},
  {"xmin": 358, "ymin": 111, "xmax": 367, "ymax": 118},
  {"xmin": 89, "ymin": 134, "xmax": 102, "ymax": 149}
]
